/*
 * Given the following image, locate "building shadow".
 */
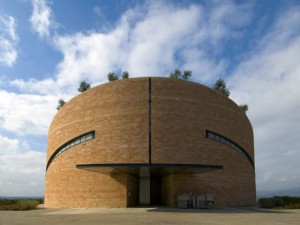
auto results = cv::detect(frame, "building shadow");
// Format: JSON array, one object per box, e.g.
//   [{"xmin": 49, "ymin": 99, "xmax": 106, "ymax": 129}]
[{"xmin": 145, "ymin": 206, "xmax": 292, "ymax": 214}]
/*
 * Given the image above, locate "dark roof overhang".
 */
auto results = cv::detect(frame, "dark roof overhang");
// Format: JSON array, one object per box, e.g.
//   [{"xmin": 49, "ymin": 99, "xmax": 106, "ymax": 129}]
[{"xmin": 76, "ymin": 163, "xmax": 223, "ymax": 177}]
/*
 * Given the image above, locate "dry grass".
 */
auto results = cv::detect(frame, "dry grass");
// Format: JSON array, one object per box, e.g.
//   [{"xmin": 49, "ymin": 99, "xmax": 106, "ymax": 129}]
[{"xmin": 0, "ymin": 199, "xmax": 41, "ymax": 211}]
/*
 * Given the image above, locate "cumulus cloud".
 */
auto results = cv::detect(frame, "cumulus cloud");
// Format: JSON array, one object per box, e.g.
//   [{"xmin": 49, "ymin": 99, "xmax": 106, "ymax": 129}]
[
  {"xmin": 0, "ymin": 13, "xmax": 19, "ymax": 67},
  {"xmin": 29, "ymin": 0, "xmax": 53, "ymax": 38},
  {"xmin": 0, "ymin": 89, "xmax": 57, "ymax": 136},
  {"xmin": 0, "ymin": 87, "xmax": 56, "ymax": 196},
  {"xmin": 53, "ymin": 1, "xmax": 251, "ymax": 84},
  {"xmin": 0, "ymin": 81, "xmax": 50, "ymax": 195},
  {"xmin": 12, "ymin": 0, "xmax": 252, "ymax": 95},
  {"xmin": 0, "ymin": 135, "xmax": 45, "ymax": 196},
  {"xmin": 229, "ymin": 6, "xmax": 300, "ymax": 191}
]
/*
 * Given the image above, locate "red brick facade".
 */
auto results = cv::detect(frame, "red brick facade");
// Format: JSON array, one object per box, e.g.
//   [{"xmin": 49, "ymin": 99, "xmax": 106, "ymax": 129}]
[{"xmin": 45, "ymin": 77, "xmax": 256, "ymax": 208}]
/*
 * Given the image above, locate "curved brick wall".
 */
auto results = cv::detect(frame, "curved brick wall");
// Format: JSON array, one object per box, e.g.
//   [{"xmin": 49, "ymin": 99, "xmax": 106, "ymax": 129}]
[{"xmin": 45, "ymin": 77, "xmax": 256, "ymax": 208}]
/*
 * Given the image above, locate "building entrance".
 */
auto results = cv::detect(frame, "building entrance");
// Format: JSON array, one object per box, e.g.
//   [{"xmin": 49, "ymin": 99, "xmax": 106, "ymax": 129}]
[
  {"xmin": 139, "ymin": 176, "xmax": 162, "ymax": 205},
  {"xmin": 150, "ymin": 177, "xmax": 161, "ymax": 205},
  {"xmin": 138, "ymin": 167, "xmax": 162, "ymax": 205},
  {"xmin": 76, "ymin": 163, "xmax": 223, "ymax": 207}
]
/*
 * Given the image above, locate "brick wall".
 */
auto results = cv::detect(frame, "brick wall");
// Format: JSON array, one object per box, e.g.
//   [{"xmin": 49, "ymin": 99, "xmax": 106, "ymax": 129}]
[{"xmin": 45, "ymin": 77, "xmax": 255, "ymax": 208}]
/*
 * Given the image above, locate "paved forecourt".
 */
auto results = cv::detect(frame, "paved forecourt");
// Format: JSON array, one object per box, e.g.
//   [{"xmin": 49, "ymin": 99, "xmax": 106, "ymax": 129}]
[{"xmin": 1, "ymin": 207, "xmax": 299, "ymax": 225}]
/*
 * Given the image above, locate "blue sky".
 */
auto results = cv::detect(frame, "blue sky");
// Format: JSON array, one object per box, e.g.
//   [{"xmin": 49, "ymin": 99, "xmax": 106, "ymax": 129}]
[{"xmin": 0, "ymin": 0, "xmax": 299, "ymax": 197}]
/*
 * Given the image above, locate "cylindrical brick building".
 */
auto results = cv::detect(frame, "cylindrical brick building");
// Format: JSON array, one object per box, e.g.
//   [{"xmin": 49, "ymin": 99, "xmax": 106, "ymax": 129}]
[{"xmin": 45, "ymin": 77, "xmax": 256, "ymax": 208}]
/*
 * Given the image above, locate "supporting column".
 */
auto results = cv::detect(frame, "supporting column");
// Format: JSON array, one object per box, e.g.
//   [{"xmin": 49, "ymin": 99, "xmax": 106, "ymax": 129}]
[{"xmin": 139, "ymin": 167, "xmax": 150, "ymax": 205}]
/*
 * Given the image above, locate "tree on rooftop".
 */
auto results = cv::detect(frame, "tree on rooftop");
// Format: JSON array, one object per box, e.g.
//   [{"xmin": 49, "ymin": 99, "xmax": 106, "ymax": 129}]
[
  {"xmin": 169, "ymin": 69, "xmax": 181, "ymax": 79},
  {"xmin": 108, "ymin": 72, "xmax": 119, "ymax": 81},
  {"xmin": 169, "ymin": 69, "xmax": 192, "ymax": 80},
  {"xmin": 57, "ymin": 99, "xmax": 66, "ymax": 111},
  {"xmin": 182, "ymin": 70, "xmax": 192, "ymax": 80},
  {"xmin": 239, "ymin": 104, "xmax": 249, "ymax": 113},
  {"xmin": 122, "ymin": 71, "xmax": 129, "ymax": 79},
  {"xmin": 213, "ymin": 78, "xmax": 230, "ymax": 97},
  {"xmin": 78, "ymin": 80, "xmax": 91, "ymax": 92},
  {"xmin": 213, "ymin": 79, "xmax": 248, "ymax": 113}
]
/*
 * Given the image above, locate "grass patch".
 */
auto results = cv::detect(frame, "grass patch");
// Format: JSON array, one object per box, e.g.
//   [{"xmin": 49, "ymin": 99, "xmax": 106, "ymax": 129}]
[
  {"xmin": 259, "ymin": 196, "xmax": 300, "ymax": 209},
  {"xmin": 0, "ymin": 199, "xmax": 41, "ymax": 211}
]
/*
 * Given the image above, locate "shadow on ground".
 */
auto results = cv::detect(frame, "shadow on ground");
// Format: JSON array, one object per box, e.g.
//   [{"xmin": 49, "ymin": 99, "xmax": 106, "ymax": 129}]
[{"xmin": 145, "ymin": 206, "xmax": 291, "ymax": 214}]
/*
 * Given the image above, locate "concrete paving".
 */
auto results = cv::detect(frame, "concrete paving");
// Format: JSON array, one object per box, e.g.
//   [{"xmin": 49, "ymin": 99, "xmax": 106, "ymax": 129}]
[{"xmin": 1, "ymin": 206, "xmax": 299, "ymax": 225}]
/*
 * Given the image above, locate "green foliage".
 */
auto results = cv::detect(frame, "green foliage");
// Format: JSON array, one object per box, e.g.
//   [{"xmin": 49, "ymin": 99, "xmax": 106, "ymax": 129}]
[
  {"xmin": 182, "ymin": 70, "xmax": 192, "ymax": 80},
  {"xmin": 0, "ymin": 199, "xmax": 40, "ymax": 211},
  {"xmin": 279, "ymin": 203, "xmax": 300, "ymax": 209},
  {"xmin": 78, "ymin": 80, "xmax": 91, "ymax": 92},
  {"xmin": 259, "ymin": 196, "xmax": 300, "ymax": 209},
  {"xmin": 56, "ymin": 98, "xmax": 66, "ymax": 111},
  {"xmin": 108, "ymin": 72, "xmax": 119, "ymax": 81},
  {"xmin": 213, "ymin": 78, "xmax": 230, "ymax": 97},
  {"xmin": 213, "ymin": 79, "xmax": 250, "ymax": 110},
  {"xmin": 108, "ymin": 71, "xmax": 130, "ymax": 81},
  {"xmin": 169, "ymin": 69, "xmax": 192, "ymax": 80},
  {"xmin": 122, "ymin": 71, "xmax": 129, "ymax": 79},
  {"xmin": 239, "ymin": 104, "xmax": 248, "ymax": 113},
  {"xmin": 169, "ymin": 69, "xmax": 181, "ymax": 79}
]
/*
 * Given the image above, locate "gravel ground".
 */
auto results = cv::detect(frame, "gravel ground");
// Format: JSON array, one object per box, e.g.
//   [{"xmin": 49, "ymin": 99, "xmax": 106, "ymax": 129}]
[{"xmin": 0, "ymin": 206, "xmax": 299, "ymax": 225}]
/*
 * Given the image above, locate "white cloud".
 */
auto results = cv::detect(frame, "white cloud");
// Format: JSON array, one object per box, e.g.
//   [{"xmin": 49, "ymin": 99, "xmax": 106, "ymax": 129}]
[
  {"xmin": 13, "ymin": 1, "xmax": 252, "ymax": 95},
  {"xmin": 0, "ymin": 136, "xmax": 19, "ymax": 155},
  {"xmin": 29, "ymin": 0, "xmax": 53, "ymax": 38},
  {"xmin": 0, "ymin": 89, "xmax": 58, "ymax": 136},
  {"xmin": 0, "ymin": 135, "xmax": 45, "ymax": 197},
  {"xmin": 229, "ymin": 6, "xmax": 300, "ymax": 191},
  {"xmin": 0, "ymin": 62, "xmax": 57, "ymax": 196},
  {"xmin": 0, "ymin": 13, "xmax": 19, "ymax": 67},
  {"xmin": 11, "ymin": 78, "xmax": 60, "ymax": 95}
]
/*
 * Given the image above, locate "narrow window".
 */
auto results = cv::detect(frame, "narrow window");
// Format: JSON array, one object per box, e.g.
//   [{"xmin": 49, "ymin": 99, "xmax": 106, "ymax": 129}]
[
  {"xmin": 81, "ymin": 135, "xmax": 87, "ymax": 142},
  {"xmin": 75, "ymin": 138, "xmax": 80, "ymax": 145},
  {"xmin": 205, "ymin": 130, "xmax": 254, "ymax": 168},
  {"xmin": 220, "ymin": 137, "xmax": 226, "ymax": 144},
  {"xmin": 46, "ymin": 131, "xmax": 95, "ymax": 171},
  {"xmin": 208, "ymin": 132, "xmax": 214, "ymax": 139}
]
